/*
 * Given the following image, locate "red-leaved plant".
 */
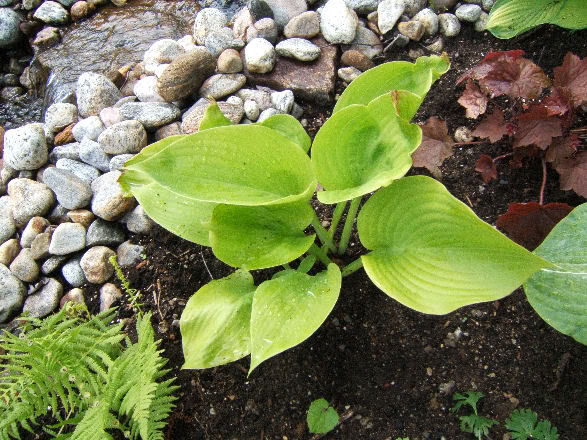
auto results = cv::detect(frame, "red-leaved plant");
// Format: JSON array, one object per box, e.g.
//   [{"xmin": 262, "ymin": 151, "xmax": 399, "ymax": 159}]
[{"xmin": 457, "ymin": 50, "xmax": 586, "ymax": 250}]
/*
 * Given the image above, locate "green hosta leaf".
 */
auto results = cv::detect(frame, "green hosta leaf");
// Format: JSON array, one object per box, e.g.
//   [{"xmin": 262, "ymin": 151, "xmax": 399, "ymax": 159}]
[
  {"xmin": 119, "ymin": 135, "xmax": 215, "ymax": 246},
  {"xmin": 358, "ymin": 176, "xmax": 550, "ymax": 314},
  {"xmin": 180, "ymin": 270, "xmax": 255, "ymax": 369},
  {"xmin": 312, "ymin": 93, "xmax": 421, "ymax": 204},
  {"xmin": 249, "ymin": 264, "xmax": 341, "ymax": 373},
  {"xmin": 199, "ymin": 101, "xmax": 232, "ymax": 131},
  {"xmin": 523, "ymin": 203, "xmax": 587, "ymax": 344},
  {"xmin": 487, "ymin": 0, "xmax": 587, "ymax": 39},
  {"xmin": 307, "ymin": 399, "xmax": 339, "ymax": 434},
  {"xmin": 259, "ymin": 114, "xmax": 311, "ymax": 153},
  {"xmin": 209, "ymin": 201, "xmax": 316, "ymax": 270},
  {"xmin": 333, "ymin": 54, "xmax": 450, "ymax": 113},
  {"xmin": 119, "ymin": 124, "xmax": 316, "ymax": 207}
]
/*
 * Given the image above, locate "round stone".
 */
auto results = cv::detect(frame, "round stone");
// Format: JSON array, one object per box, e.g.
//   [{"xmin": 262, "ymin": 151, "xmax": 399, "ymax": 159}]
[
  {"xmin": 22, "ymin": 277, "xmax": 63, "ymax": 318},
  {"xmin": 244, "ymin": 38, "xmax": 276, "ymax": 74},
  {"xmin": 9, "ymin": 248, "xmax": 39, "ymax": 282},
  {"xmin": 97, "ymin": 120, "xmax": 147, "ymax": 155},
  {"xmin": 49, "ymin": 222, "xmax": 87, "ymax": 255},
  {"xmin": 80, "ymin": 246, "xmax": 115, "ymax": 284},
  {"xmin": 0, "ymin": 263, "xmax": 25, "ymax": 323},
  {"xmin": 0, "ymin": 7, "xmax": 23, "ymax": 48},
  {"xmin": 76, "ymin": 72, "xmax": 121, "ymax": 118},
  {"xmin": 3, "ymin": 123, "xmax": 48, "ymax": 170},
  {"xmin": 320, "ymin": 0, "xmax": 358, "ymax": 44}
]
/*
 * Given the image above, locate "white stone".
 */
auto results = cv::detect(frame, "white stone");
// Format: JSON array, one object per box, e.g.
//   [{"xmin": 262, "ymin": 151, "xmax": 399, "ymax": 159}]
[
  {"xmin": 72, "ymin": 116, "xmax": 105, "ymax": 142},
  {"xmin": 7, "ymin": 179, "xmax": 55, "ymax": 227},
  {"xmin": 244, "ymin": 99, "xmax": 260, "ymax": 121},
  {"xmin": 438, "ymin": 13, "xmax": 461, "ymax": 37},
  {"xmin": 76, "ymin": 72, "xmax": 121, "ymax": 118},
  {"xmin": 133, "ymin": 76, "xmax": 166, "ymax": 102},
  {"xmin": 271, "ymin": 90, "xmax": 295, "ymax": 114},
  {"xmin": 56, "ymin": 158, "xmax": 100, "ymax": 184},
  {"xmin": 193, "ymin": 8, "xmax": 228, "ymax": 45},
  {"xmin": 244, "ymin": 38, "xmax": 276, "ymax": 74},
  {"xmin": 44, "ymin": 103, "xmax": 78, "ymax": 134},
  {"xmin": 378, "ymin": 0, "xmax": 405, "ymax": 34},
  {"xmin": 3, "ymin": 123, "xmax": 48, "ymax": 170},
  {"xmin": 91, "ymin": 171, "xmax": 135, "ymax": 221},
  {"xmin": 413, "ymin": 8, "xmax": 439, "ymax": 37},
  {"xmin": 98, "ymin": 120, "xmax": 148, "ymax": 155},
  {"xmin": 43, "ymin": 167, "xmax": 93, "ymax": 210},
  {"xmin": 320, "ymin": 0, "xmax": 359, "ymax": 44},
  {"xmin": 276, "ymin": 38, "xmax": 321, "ymax": 62},
  {"xmin": 143, "ymin": 39, "xmax": 185, "ymax": 74}
]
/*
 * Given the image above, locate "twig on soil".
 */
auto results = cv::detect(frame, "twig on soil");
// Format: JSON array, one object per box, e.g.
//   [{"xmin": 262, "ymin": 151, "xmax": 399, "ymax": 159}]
[
  {"xmin": 153, "ymin": 279, "xmax": 164, "ymax": 320},
  {"xmin": 465, "ymin": 194, "xmax": 473, "ymax": 207},
  {"xmin": 309, "ymin": 409, "xmax": 354, "ymax": 440},
  {"xmin": 539, "ymin": 158, "xmax": 547, "ymax": 205},
  {"xmin": 201, "ymin": 250, "xmax": 214, "ymax": 280},
  {"xmin": 549, "ymin": 352, "xmax": 571, "ymax": 391}
]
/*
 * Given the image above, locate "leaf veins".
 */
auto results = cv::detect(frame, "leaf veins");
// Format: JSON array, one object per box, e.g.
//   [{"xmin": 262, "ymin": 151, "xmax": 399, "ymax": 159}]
[
  {"xmin": 472, "ymin": 108, "xmax": 509, "ymax": 143},
  {"xmin": 458, "ymin": 80, "xmax": 488, "ymax": 119},
  {"xmin": 553, "ymin": 52, "xmax": 587, "ymax": 109}
]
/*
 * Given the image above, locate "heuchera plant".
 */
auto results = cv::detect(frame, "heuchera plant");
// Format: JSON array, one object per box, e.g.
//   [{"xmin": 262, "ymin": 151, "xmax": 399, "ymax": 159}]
[{"xmin": 118, "ymin": 54, "xmax": 586, "ymax": 375}]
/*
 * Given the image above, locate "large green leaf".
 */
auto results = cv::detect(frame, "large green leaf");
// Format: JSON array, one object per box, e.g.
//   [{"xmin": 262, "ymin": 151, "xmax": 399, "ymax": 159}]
[
  {"xmin": 199, "ymin": 101, "xmax": 233, "ymax": 131},
  {"xmin": 523, "ymin": 203, "xmax": 587, "ymax": 344},
  {"xmin": 487, "ymin": 0, "xmax": 587, "ymax": 39},
  {"xmin": 119, "ymin": 135, "xmax": 215, "ymax": 245},
  {"xmin": 259, "ymin": 114, "xmax": 311, "ymax": 153},
  {"xmin": 312, "ymin": 94, "xmax": 421, "ymax": 204},
  {"xmin": 333, "ymin": 54, "xmax": 450, "ymax": 113},
  {"xmin": 180, "ymin": 270, "xmax": 255, "ymax": 369},
  {"xmin": 209, "ymin": 201, "xmax": 316, "ymax": 270},
  {"xmin": 249, "ymin": 264, "xmax": 341, "ymax": 373},
  {"xmin": 119, "ymin": 124, "xmax": 316, "ymax": 206},
  {"xmin": 357, "ymin": 176, "xmax": 551, "ymax": 314}
]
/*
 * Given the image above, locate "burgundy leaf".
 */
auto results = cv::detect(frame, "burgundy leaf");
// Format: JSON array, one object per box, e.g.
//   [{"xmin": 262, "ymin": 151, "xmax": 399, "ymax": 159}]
[
  {"xmin": 555, "ymin": 151, "xmax": 587, "ymax": 198},
  {"xmin": 458, "ymin": 79, "xmax": 488, "ymax": 119},
  {"xmin": 496, "ymin": 202, "xmax": 574, "ymax": 251},
  {"xmin": 457, "ymin": 50, "xmax": 526, "ymax": 84},
  {"xmin": 481, "ymin": 56, "xmax": 551, "ymax": 99},
  {"xmin": 472, "ymin": 108, "xmax": 509, "ymax": 143},
  {"xmin": 513, "ymin": 105, "xmax": 562, "ymax": 150},
  {"xmin": 412, "ymin": 117, "xmax": 455, "ymax": 178},
  {"xmin": 553, "ymin": 52, "xmax": 587, "ymax": 108},
  {"xmin": 545, "ymin": 134, "xmax": 580, "ymax": 164},
  {"xmin": 475, "ymin": 154, "xmax": 497, "ymax": 183}
]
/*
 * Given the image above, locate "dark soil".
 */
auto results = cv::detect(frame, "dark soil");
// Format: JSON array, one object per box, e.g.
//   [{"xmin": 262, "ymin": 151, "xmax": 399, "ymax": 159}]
[{"xmin": 13, "ymin": 23, "xmax": 587, "ymax": 440}]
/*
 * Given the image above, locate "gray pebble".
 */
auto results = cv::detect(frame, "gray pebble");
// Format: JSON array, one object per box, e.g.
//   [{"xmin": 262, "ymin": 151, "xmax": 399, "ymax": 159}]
[
  {"xmin": 61, "ymin": 255, "xmax": 86, "ymax": 287},
  {"xmin": 0, "ymin": 239, "xmax": 19, "ymax": 266},
  {"xmin": 33, "ymin": 1, "xmax": 69, "ymax": 25},
  {"xmin": 76, "ymin": 72, "xmax": 121, "ymax": 118},
  {"xmin": 79, "ymin": 138, "xmax": 112, "ymax": 172},
  {"xmin": 271, "ymin": 90, "xmax": 295, "ymax": 114},
  {"xmin": 205, "ymin": 27, "xmax": 245, "ymax": 57},
  {"xmin": 49, "ymin": 142, "xmax": 81, "ymax": 163},
  {"xmin": 338, "ymin": 66, "xmax": 362, "ymax": 83},
  {"xmin": 0, "ymin": 216, "xmax": 15, "ymax": 245},
  {"xmin": 98, "ymin": 120, "xmax": 147, "ymax": 155},
  {"xmin": 117, "ymin": 240, "xmax": 145, "ymax": 266},
  {"xmin": 9, "ymin": 248, "xmax": 39, "ymax": 282},
  {"xmin": 20, "ymin": 216, "xmax": 49, "ymax": 248},
  {"xmin": 60, "ymin": 287, "xmax": 86, "ymax": 308},
  {"xmin": 109, "ymin": 154, "xmax": 135, "ymax": 171},
  {"xmin": 133, "ymin": 75, "xmax": 166, "ymax": 102},
  {"xmin": 257, "ymin": 108, "xmax": 279, "ymax": 122},
  {"xmin": 80, "ymin": 246, "xmax": 116, "ymax": 284},
  {"xmin": 119, "ymin": 102, "xmax": 181, "ymax": 130},
  {"xmin": 72, "ymin": 116, "xmax": 105, "ymax": 142},
  {"xmin": 247, "ymin": 18, "xmax": 279, "ymax": 44},
  {"xmin": 438, "ymin": 13, "xmax": 461, "ymax": 37},
  {"xmin": 121, "ymin": 205, "xmax": 154, "ymax": 234},
  {"xmin": 43, "ymin": 167, "xmax": 93, "ymax": 210},
  {"xmin": 244, "ymin": 99, "xmax": 260, "ymax": 121},
  {"xmin": 86, "ymin": 218, "xmax": 125, "ymax": 247},
  {"xmin": 7, "ymin": 179, "xmax": 55, "ymax": 227},
  {"xmin": 276, "ymin": 38, "xmax": 321, "ymax": 62},
  {"xmin": 244, "ymin": 38, "xmax": 276, "ymax": 74},
  {"xmin": 0, "ymin": 263, "xmax": 25, "ymax": 323},
  {"xmin": 193, "ymin": 8, "xmax": 228, "ymax": 45},
  {"xmin": 455, "ymin": 4, "xmax": 482, "ymax": 22},
  {"xmin": 41, "ymin": 255, "xmax": 67, "ymax": 275},
  {"xmin": 49, "ymin": 222, "xmax": 86, "ymax": 255},
  {"xmin": 199, "ymin": 73, "xmax": 247, "ymax": 100},
  {"xmin": 44, "ymin": 103, "xmax": 78, "ymax": 134},
  {"xmin": 320, "ymin": 0, "xmax": 358, "ymax": 44},
  {"xmin": 284, "ymin": 11, "xmax": 320, "ymax": 39},
  {"xmin": 56, "ymin": 158, "xmax": 101, "ymax": 184},
  {"xmin": 23, "ymin": 278, "xmax": 63, "ymax": 318},
  {"xmin": 30, "ymin": 232, "xmax": 51, "ymax": 260},
  {"xmin": 143, "ymin": 38, "xmax": 185, "ymax": 74},
  {"xmin": 99, "ymin": 282, "xmax": 122, "ymax": 311},
  {"xmin": 91, "ymin": 171, "xmax": 136, "ymax": 221},
  {"xmin": 0, "ymin": 8, "xmax": 22, "ymax": 48},
  {"xmin": 378, "ymin": 0, "xmax": 405, "ymax": 34}
]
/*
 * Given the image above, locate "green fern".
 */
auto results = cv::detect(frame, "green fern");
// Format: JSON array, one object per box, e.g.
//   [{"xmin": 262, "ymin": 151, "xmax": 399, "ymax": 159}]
[{"xmin": 0, "ymin": 305, "xmax": 178, "ymax": 439}]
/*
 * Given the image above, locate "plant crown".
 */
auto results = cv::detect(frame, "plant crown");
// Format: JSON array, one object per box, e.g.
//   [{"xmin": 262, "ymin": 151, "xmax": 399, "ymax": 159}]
[{"xmin": 118, "ymin": 53, "xmax": 586, "ymax": 374}]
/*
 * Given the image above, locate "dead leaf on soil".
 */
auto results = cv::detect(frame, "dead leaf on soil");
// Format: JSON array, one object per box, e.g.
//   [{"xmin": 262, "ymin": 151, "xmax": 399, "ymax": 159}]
[
  {"xmin": 412, "ymin": 117, "xmax": 455, "ymax": 178},
  {"xmin": 475, "ymin": 154, "xmax": 498, "ymax": 183},
  {"xmin": 496, "ymin": 202, "xmax": 574, "ymax": 251}
]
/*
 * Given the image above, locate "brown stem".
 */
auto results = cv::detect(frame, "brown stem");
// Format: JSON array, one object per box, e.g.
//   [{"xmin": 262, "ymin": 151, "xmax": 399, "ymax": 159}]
[
  {"xmin": 453, "ymin": 141, "xmax": 486, "ymax": 146},
  {"xmin": 540, "ymin": 158, "xmax": 547, "ymax": 206},
  {"xmin": 492, "ymin": 152, "xmax": 514, "ymax": 162}
]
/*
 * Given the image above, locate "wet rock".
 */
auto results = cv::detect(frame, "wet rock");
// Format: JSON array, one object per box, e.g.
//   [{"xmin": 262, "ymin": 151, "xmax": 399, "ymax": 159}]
[
  {"xmin": 0, "ymin": 263, "xmax": 25, "ymax": 322},
  {"xmin": 398, "ymin": 20, "xmax": 425, "ymax": 41},
  {"xmin": 341, "ymin": 49, "xmax": 375, "ymax": 71},
  {"xmin": 263, "ymin": 0, "xmax": 307, "ymax": 30},
  {"xmin": 32, "ymin": 26, "xmax": 60, "ymax": 48},
  {"xmin": 45, "ymin": 103, "xmax": 78, "ymax": 134},
  {"xmin": 320, "ymin": 0, "xmax": 358, "ymax": 44},
  {"xmin": 91, "ymin": 170, "xmax": 135, "ymax": 221},
  {"xmin": 9, "ymin": 248, "xmax": 39, "ymax": 282},
  {"xmin": 109, "ymin": 153, "xmax": 134, "ymax": 171},
  {"xmin": 43, "ymin": 167, "xmax": 92, "ymax": 210},
  {"xmin": 67, "ymin": 209, "xmax": 94, "ymax": 227},
  {"xmin": 86, "ymin": 218, "xmax": 125, "ymax": 247},
  {"xmin": 438, "ymin": 13, "xmax": 461, "ymax": 37},
  {"xmin": 244, "ymin": 38, "xmax": 276, "ymax": 73},
  {"xmin": 41, "ymin": 255, "xmax": 67, "ymax": 275},
  {"xmin": 61, "ymin": 254, "xmax": 86, "ymax": 286},
  {"xmin": 347, "ymin": 26, "xmax": 382, "ymax": 59},
  {"xmin": 33, "ymin": 1, "xmax": 69, "ymax": 25},
  {"xmin": 99, "ymin": 282, "xmax": 122, "ymax": 311},
  {"xmin": 23, "ymin": 278, "xmax": 63, "ymax": 318},
  {"xmin": 413, "ymin": 8, "xmax": 439, "ymax": 37},
  {"xmin": 199, "ymin": 73, "xmax": 247, "ymax": 100},
  {"xmin": 156, "ymin": 47, "xmax": 216, "ymax": 102},
  {"xmin": 181, "ymin": 102, "xmax": 244, "ymax": 133},
  {"xmin": 56, "ymin": 158, "xmax": 100, "ymax": 184},
  {"xmin": 79, "ymin": 138, "xmax": 111, "ymax": 172},
  {"xmin": 7, "ymin": 179, "xmax": 55, "ymax": 227},
  {"xmin": 378, "ymin": 0, "xmax": 405, "ymax": 34},
  {"xmin": 276, "ymin": 38, "xmax": 321, "ymax": 62},
  {"xmin": 134, "ymin": 76, "xmax": 166, "ymax": 102},
  {"xmin": 284, "ymin": 11, "xmax": 320, "ymax": 39},
  {"xmin": 144, "ymin": 38, "xmax": 186, "ymax": 74},
  {"xmin": 456, "ymin": 4, "xmax": 482, "ymax": 22},
  {"xmin": 218, "ymin": 49, "xmax": 243, "ymax": 73},
  {"xmin": 338, "ymin": 66, "xmax": 361, "ymax": 83},
  {"xmin": 97, "ymin": 120, "xmax": 147, "ymax": 155},
  {"xmin": 3, "ymin": 123, "xmax": 48, "ymax": 170},
  {"xmin": 246, "ymin": 18, "xmax": 278, "ymax": 44},
  {"xmin": 193, "ymin": 7, "xmax": 228, "ymax": 45},
  {"xmin": 50, "ymin": 142, "xmax": 81, "ymax": 163},
  {"xmin": 244, "ymin": 37, "xmax": 336, "ymax": 104},
  {"xmin": 76, "ymin": 72, "xmax": 121, "ymax": 118},
  {"xmin": 81, "ymin": 246, "xmax": 115, "ymax": 284},
  {"xmin": 60, "ymin": 287, "xmax": 86, "ymax": 308},
  {"xmin": 205, "ymin": 27, "xmax": 245, "ymax": 57},
  {"xmin": 0, "ymin": 239, "xmax": 19, "ymax": 266},
  {"xmin": 49, "ymin": 222, "xmax": 86, "ymax": 255},
  {"xmin": 21, "ymin": 217, "xmax": 49, "ymax": 248},
  {"xmin": 30, "ymin": 232, "xmax": 51, "ymax": 260},
  {"xmin": 117, "ymin": 240, "xmax": 145, "ymax": 266},
  {"xmin": 0, "ymin": 7, "xmax": 22, "ymax": 48}
]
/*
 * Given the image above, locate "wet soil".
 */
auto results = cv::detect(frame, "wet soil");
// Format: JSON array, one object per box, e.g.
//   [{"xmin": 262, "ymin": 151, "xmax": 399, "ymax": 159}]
[{"xmin": 11, "ymin": 21, "xmax": 587, "ymax": 440}]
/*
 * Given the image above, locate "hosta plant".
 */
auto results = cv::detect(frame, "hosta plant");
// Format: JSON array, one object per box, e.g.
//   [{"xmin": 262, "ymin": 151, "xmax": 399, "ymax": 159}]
[{"xmin": 119, "ymin": 54, "xmax": 584, "ymax": 375}]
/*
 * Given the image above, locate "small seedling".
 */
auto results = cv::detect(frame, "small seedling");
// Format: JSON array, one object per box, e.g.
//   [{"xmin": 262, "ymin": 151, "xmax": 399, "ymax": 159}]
[
  {"xmin": 506, "ymin": 409, "xmax": 559, "ymax": 440},
  {"xmin": 451, "ymin": 392, "xmax": 498, "ymax": 440},
  {"xmin": 109, "ymin": 255, "xmax": 143, "ymax": 313},
  {"xmin": 307, "ymin": 398, "xmax": 339, "ymax": 434}
]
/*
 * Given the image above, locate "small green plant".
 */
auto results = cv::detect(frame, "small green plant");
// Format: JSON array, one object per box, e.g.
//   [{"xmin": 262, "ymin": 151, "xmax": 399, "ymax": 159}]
[
  {"xmin": 118, "ymin": 53, "xmax": 586, "ymax": 375},
  {"xmin": 451, "ymin": 392, "xmax": 498, "ymax": 440},
  {"xmin": 487, "ymin": 0, "xmax": 587, "ymax": 39},
  {"xmin": 109, "ymin": 254, "xmax": 143, "ymax": 313},
  {"xmin": 0, "ymin": 305, "xmax": 177, "ymax": 439},
  {"xmin": 307, "ymin": 398, "xmax": 339, "ymax": 434},
  {"xmin": 506, "ymin": 409, "xmax": 559, "ymax": 440}
]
